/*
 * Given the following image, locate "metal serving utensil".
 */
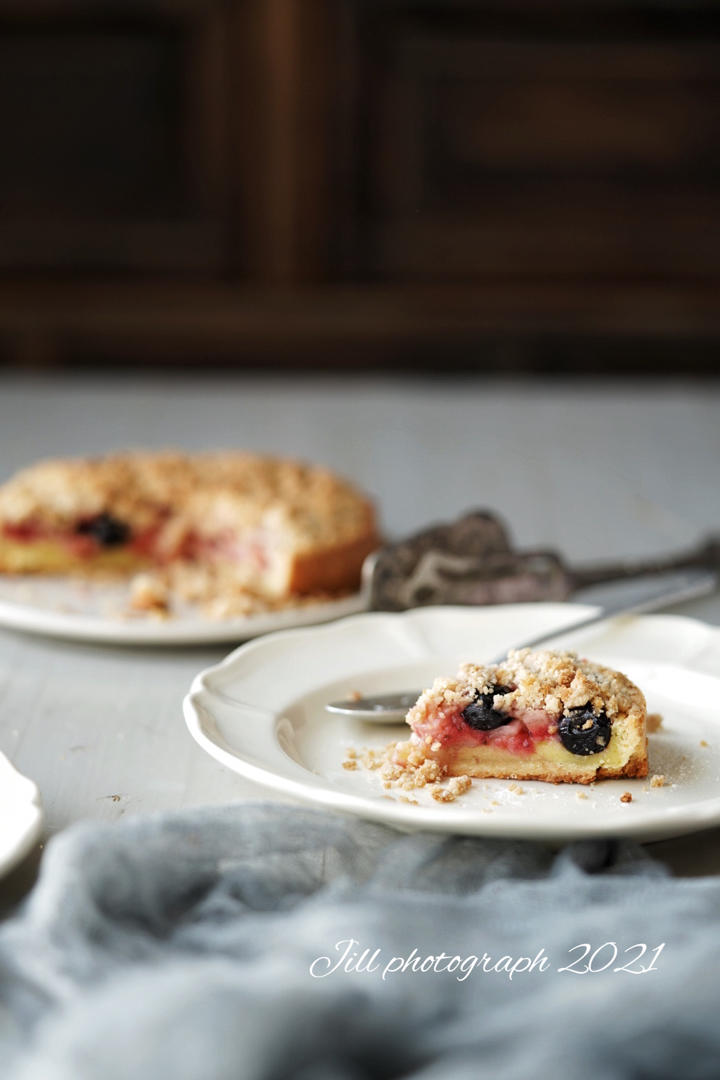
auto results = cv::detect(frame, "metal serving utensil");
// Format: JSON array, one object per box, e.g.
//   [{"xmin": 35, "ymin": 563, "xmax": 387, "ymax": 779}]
[
  {"xmin": 364, "ymin": 510, "xmax": 720, "ymax": 612},
  {"xmin": 325, "ymin": 567, "xmax": 717, "ymax": 723}
]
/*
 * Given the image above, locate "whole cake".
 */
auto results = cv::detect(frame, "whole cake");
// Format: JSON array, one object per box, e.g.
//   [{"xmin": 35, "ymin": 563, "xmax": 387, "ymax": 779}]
[
  {"xmin": 404, "ymin": 649, "xmax": 648, "ymax": 784},
  {"xmin": 0, "ymin": 451, "xmax": 378, "ymax": 612}
]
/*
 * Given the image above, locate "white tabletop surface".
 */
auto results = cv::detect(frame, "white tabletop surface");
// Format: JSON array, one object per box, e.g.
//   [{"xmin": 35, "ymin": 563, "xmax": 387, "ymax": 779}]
[{"xmin": 1, "ymin": 374, "xmax": 720, "ymax": 906}]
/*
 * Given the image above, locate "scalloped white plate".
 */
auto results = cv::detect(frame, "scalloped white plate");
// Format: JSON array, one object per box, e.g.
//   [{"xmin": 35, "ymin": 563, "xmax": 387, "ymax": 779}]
[
  {"xmin": 0, "ymin": 752, "xmax": 42, "ymax": 877},
  {"xmin": 0, "ymin": 576, "xmax": 366, "ymax": 645},
  {"xmin": 184, "ymin": 604, "xmax": 720, "ymax": 842}
]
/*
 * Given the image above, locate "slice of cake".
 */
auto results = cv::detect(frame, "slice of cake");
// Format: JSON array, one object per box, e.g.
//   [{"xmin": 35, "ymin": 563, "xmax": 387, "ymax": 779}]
[
  {"xmin": 404, "ymin": 649, "xmax": 648, "ymax": 784},
  {"xmin": 0, "ymin": 451, "xmax": 378, "ymax": 606}
]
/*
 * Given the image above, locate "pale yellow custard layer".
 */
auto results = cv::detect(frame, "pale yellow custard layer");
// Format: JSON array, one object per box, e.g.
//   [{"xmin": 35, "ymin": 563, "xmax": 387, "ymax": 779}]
[{"xmin": 0, "ymin": 537, "xmax": 148, "ymax": 575}]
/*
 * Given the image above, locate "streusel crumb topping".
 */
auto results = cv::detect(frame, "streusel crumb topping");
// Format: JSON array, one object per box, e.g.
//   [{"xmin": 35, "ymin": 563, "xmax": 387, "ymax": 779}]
[
  {"xmin": 0, "ymin": 451, "xmax": 375, "ymax": 550},
  {"xmin": 406, "ymin": 648, "xmax": 646, "ymax": 729}
]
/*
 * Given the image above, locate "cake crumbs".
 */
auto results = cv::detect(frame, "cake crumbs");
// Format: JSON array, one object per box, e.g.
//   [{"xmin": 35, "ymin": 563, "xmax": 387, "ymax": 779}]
[
  {"xmin": 448, "ymin": 775, "xmax": 472, "ymax": 798},
  {"xmin": 349, "ymin": 739, "xmax": 475, "ymax": 802},
  {"xmin": 507, "ymin": 783, "xmax": 526, "ymax": 795},
  {"xmin": 576, "ymin": 791, "xmax": 589, "ymax": 800},
  {"xmin": 620, "ymin": 791, "xmax": 633, "ymax": 803},
  {"xmin": 646, "ymin": 713, "xmax": 663, "ymax": 733},
  {"xmin": 700, "ymin": 740, "xmax": 709, "ymax": 748},
  {"xmin": 128, "ymin": 573, "xmax": 170, "ymax": 614},
  {"xmin": 650, "ymin": 774, "xmax": 666, "ymax": 788}
]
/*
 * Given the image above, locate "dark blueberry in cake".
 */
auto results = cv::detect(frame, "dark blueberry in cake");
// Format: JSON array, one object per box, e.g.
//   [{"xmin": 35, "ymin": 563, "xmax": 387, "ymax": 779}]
[
  {"xmin": 76, "ymin": 512, "xmax": 130, "ymax": 547},
  {"xmin": 558, "ymin": 706, "xmax": 611, "ymax": 756},
  {"xmin": 462, "ymin": 685, "xmax": 513, "ymax": 731}
]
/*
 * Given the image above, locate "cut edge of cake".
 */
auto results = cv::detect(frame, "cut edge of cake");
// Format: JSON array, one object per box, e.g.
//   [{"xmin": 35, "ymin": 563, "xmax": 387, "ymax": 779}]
[{"xmin": 403, "ymin": 648, "xmax": 648, "ymax": 785}]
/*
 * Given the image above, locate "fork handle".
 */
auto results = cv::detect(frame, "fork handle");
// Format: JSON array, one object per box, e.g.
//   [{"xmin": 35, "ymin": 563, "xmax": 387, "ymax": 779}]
[
  {"xmin": 488, "ymin": 567, "xmax": 718, "ymax": 663},
  {"xmin": 568, "ymin": 536, "xmax": 720, "ymax": 591}
]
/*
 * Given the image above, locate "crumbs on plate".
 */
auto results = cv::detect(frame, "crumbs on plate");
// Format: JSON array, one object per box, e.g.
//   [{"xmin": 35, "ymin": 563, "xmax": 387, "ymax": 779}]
[
  {"xmin": 343, "ymin": 741, "xmax": 472, "ymax": 802},
  {"xmin": 430, "ymin": 777, "xmax": 472, "ymax": 803}
]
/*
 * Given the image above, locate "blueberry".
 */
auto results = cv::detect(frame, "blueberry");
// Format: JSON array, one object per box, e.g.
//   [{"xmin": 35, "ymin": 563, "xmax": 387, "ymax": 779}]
[
  {"xmin": 461, "ymin": 685, "xmax": 513, "ymax": 731},
  {"xmin": 558, "ymin": 706, "xmax": 611, "ymax": 756},
  {"xmin": 76, "ymin": 513, "xmax": 130, "ymax": 547}
]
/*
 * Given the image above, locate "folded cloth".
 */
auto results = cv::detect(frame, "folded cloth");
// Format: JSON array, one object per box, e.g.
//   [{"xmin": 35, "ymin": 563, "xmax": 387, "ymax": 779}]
[{"xmin": 0, "ymin": 803, "xmax": 719, "ymax": 1080}]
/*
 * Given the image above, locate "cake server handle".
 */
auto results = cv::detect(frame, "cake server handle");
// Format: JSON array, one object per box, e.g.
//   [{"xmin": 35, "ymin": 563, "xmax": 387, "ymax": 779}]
[
  {"xmin": 568, "ymin": 536, "xmax": 720, "ymax": 590},
  {"xmin": 327, "ymin": 569, "xmax": 718, "ymax": 721}
]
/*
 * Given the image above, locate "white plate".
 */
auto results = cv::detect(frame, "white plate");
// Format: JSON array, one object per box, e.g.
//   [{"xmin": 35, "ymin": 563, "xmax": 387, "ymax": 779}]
[
  {"xmin": 0, "ymin": 752, "xmax": 42, "ymax": 877},
  {"xmin": 184, "ymin": 604, "xmax": 720, "ymax": 842},
  {"xmin": 0, "ymin": 576, "xmax": 366, "ymax": 645}
]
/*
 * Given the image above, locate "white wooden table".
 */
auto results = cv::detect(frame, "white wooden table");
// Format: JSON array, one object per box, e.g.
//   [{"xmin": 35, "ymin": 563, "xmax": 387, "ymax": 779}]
[{"xmin": 1, "ymin": 374, "xmax": 720, "ymax": 907}]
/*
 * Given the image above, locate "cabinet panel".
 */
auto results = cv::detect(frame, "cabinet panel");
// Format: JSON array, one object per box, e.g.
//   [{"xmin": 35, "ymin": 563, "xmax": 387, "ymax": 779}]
[
  {"xmin": 0, "ymin": 4, "xmax": 229, "ymax": 272},
  {"xmin": 343, "ymin": 3, "xmax": 720, "ymax": 280}
]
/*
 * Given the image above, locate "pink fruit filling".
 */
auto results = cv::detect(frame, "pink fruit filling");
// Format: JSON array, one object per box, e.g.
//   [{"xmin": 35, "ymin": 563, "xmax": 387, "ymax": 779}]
[
  {"xmin": 3, "ymin": 520, "xmax": 271, "ymax": 571},
  {"xmin": 410, "ymin": 703, "xmax": 560, "ymax": 756},
  {"xmin": 3, "ymin": 522, "xmax": 44, "ymax": 542},
  {"xmin": 3, "ymin": 521, "xmax": 160, "ymax": 559},
  {"xmin": 191, "ymin": 530, "xmax": 270, "ymax": 570}
]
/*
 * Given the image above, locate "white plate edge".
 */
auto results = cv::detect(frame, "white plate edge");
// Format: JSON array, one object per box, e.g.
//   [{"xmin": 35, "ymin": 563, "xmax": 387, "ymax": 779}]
[
  {"xmin": 0, "ymin": 751, "xmax": 43, "ymax": 877},
  {"xmin": 0, "ymin": 587, "xmax": 367, "ymax": 645}
]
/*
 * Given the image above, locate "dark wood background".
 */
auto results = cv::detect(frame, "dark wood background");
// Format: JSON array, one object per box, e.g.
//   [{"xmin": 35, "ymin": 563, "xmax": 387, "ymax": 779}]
[{"xmin": 1, "ymin": 0, "xmax": 719, "ymax": 373}]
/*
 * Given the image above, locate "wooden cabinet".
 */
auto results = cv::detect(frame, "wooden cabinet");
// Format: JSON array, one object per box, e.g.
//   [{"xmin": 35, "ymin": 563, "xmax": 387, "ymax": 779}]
[
  {"xmin": 1, "ymin": 1, "xmax": 719, "ymax": 370},
  {"xmin": 343, "ymin": 17, "xmax": 720, "ymax": 281},
  {"xmin": 0, "ymin": 2, "xmax": 231, "ymax": 274}
]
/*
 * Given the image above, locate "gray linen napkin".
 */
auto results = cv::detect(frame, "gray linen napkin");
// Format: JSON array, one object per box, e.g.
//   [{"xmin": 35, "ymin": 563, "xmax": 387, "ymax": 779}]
[{"xmin": 0, "ymin": 803, "xmax": 718, "ymax": 1080}]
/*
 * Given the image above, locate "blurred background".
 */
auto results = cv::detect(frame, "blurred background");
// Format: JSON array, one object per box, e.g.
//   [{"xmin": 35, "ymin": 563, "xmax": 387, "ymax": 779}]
[{"xmin": 1, "ymin": 0, "xmax": 719, "ymax": 375}]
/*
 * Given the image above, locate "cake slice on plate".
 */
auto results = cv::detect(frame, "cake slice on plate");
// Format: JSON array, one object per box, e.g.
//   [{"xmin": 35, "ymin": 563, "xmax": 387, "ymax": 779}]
[{"xmin": 404, "ymin": 649, "xmax": 648, "ymax": 784}]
